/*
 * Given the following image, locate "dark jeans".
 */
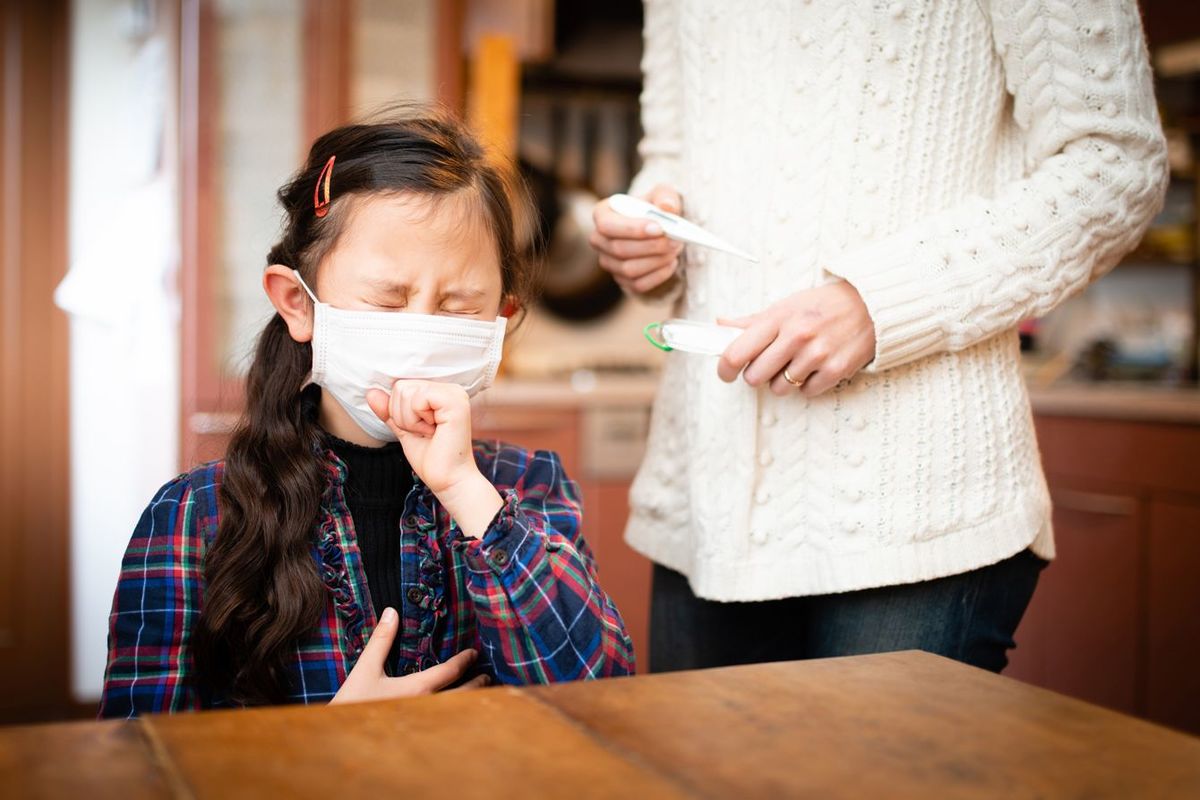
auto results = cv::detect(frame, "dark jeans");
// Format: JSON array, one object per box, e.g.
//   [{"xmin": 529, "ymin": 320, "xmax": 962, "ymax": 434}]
[{"xmin": 650, "ymin": 548, "xmax": 1046, "ymax": 674}]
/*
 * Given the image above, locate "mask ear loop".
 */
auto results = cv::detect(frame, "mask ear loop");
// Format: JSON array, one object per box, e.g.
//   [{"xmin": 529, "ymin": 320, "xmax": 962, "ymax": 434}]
[
  {"xmin": 643, "ymin": 322, "xmax": 674, "ymax": 352},
  {"xmin": 292, "ymin": 270, "xmax": 321, "ymax": 304}
]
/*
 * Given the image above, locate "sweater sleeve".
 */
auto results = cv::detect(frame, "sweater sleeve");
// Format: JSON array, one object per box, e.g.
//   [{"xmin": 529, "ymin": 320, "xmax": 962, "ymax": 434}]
[
  {"xmin": 628, "ymin": 0, "xmax": 684, "ymax": 198},
  {"xmin": 460, "ymin": 450, "xmax": 636, "ymax": 683},
  {"xmin": 99, "ymin": 475, "xmax": 205, "ymax": 718},
  {"xmin": 823, "ymin": 0, "xmax": 1168, "ymax": 373}
]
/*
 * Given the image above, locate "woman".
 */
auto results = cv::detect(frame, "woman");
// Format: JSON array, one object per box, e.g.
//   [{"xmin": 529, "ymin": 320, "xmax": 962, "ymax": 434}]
[{"xmin": 591, "ymin": 0, "xmax": 1167, "ymax": 671}]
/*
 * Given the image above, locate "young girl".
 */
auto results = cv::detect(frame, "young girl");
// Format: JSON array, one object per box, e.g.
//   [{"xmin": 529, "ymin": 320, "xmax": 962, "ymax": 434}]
[{"xmin": 100, "ymin": 112, "xmax": 635, "ymax": 717}]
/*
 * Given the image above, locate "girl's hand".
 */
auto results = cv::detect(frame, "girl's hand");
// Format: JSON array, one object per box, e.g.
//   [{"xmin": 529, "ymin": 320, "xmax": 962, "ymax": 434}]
[
  {"xmin": 590, "ymin": 184, "xmax": 685, "ymax": 295},
  {"xmin": 717, "ymin": 281, "xmax": 877, "ymax": 397},
  {"xmin": 366, "ymin": 380, "xmax": 503, "ymax": 538},
  {"xmin": 330, "ymin": 608, "xmax": 489, "ymax": 705}
]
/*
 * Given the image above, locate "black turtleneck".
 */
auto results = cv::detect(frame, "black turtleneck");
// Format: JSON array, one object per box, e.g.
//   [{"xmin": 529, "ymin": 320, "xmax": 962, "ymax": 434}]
[{"xmin": 324, "ymin": 432, "xmax": 413, "ymax": 673}]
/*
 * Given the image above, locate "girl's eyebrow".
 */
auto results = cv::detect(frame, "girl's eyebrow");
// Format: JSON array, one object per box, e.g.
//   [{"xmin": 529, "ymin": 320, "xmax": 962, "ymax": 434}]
[
  {"xmin": 440, "ymin": 288, "xmax": 487, "ymax": 301},
  {"xmin": 364, "ymin": 277, "xmax": 409, "ymax": 295}
]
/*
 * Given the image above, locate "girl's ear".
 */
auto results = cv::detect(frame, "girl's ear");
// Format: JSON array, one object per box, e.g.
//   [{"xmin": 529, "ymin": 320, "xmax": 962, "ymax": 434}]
[
  {"xmin": 263, "ymin": 265, "xmax": 314, "ymax": 343},
  {"xmin": 500, "ymin": 297, "xmax": 520, "ymax": 318}
]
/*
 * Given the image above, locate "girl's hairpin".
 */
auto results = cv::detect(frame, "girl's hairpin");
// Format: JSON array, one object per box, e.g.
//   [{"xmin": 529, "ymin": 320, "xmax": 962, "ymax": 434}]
[{"xmin": 314, "ymin": 155, "xmax": 336, "ymax": 218}]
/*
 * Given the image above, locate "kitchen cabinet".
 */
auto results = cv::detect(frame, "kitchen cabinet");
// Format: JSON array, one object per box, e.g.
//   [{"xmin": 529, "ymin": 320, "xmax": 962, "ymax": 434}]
[
  {"xmin": 472, "ymin": 400, "xmax": 654, "ymax": 668},
  {"xmin": 1006, "ymin": 413, "xmax": 1200, "ymax": 734},
  {"xmin": 1146, "ymin": 498, "xmax": 1200, "ymax": 733}
]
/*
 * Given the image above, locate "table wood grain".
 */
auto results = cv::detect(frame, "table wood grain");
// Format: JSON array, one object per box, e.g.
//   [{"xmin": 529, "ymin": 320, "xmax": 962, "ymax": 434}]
[{"xmin": 2, "ymin": 651, "xmax": 1197, "ymax": 799}]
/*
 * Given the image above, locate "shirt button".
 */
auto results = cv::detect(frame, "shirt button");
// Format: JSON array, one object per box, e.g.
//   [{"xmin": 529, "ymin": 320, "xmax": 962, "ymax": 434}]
[
  {"xmin": 869, "ymin": 133, "xmax": 884, "ymax": 150},
  {"xmin": 882, "ymin": 43, "xmax": 898, "ymax": 62},
  {"xmin": 404, "ymin": 514, "xmax": 419, "ymax": 528},
  {"xmin": 490, "ymin": 548, "xmax": 510, "ymax": 567},
  {"xmin": 404, "ymin": 662, "xmax": 420, "ymax": 675},
  {"xmin": 841, "ymin": 518, "xmax": 859, "ymax": 533},
  {"xmin": 407, "ymin": 586, "xmax": 424, "ymax": 604},
  {"xmin": 888, "ymin": 2, "xmax": 905, "ymax": 18},
  {"xmin": 1095, "ymin": 63, "xmax": 1114, "ymax": 80},
  {"xmin": 847, "ymin": 451, "xmax": 865, "ymax": 467},
  {"xmin": 755, "ymin": 488, "xmax": 771, "ymax": 505},
  {"xmin": 863, "ymin": 178, "xmax": 879, "ymax": 194},
  {"xmin": 762, "ymin": 412, "xmax": 778, "ymax": 428},
  {"xmin": 750, "ymin": 528, "xmax": 769, "ymax": 545},
  {"xmin": 848, "ymin": 414, "xmax": 867, "ymax": 431},
  {"xmin": 759, "ymin": 450, "xmax": 774, "ymax": 467},
  {"xmin": 1102, "ymin": 102, "xmax": 1118, "ymax": 118}
]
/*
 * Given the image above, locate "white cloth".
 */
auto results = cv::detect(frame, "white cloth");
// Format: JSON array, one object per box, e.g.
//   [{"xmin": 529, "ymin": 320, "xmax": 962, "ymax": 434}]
[{"xmin": 625, "ymin": 0, "xmax": 1168, "ymax": 600}]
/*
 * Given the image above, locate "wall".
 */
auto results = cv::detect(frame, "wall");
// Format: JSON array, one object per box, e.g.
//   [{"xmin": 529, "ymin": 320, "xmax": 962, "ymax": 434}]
[{"xmin": 61, "ymin": 0, "xmax": 179, "ymax": 702}]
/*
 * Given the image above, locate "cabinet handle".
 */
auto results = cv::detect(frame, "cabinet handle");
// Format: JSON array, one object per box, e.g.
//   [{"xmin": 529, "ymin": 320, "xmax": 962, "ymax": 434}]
[{"xmin": 1051, "ymin": 488, "xmax": 1137, "ymax": 516}]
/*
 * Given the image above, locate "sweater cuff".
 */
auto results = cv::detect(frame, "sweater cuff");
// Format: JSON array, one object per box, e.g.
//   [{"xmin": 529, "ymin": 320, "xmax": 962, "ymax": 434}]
[{"xmin": 823, "ymin": 238, "xmax": 947, "ymax": 373}]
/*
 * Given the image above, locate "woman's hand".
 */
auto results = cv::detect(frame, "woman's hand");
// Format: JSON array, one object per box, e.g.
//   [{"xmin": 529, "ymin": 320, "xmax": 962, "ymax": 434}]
[
  {"xmin": 590, "ymin": 184, "xmax": 685, "ymax": 295},
  {"xmin": 366, "ymin": 380, "xmax": 503, "ymax": 537},
  {"xmin": 330, "ymin": 607, "xmax": 489, "ymax": 705},
  {"xmin": 718, "ymin": 280, "xmax": 877, "ymax": 397}
]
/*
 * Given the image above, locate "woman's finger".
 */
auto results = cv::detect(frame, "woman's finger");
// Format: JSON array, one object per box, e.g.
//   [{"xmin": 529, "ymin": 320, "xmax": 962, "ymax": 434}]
[
  {"xmin": 630, "ymin": 262, "xmax": 681, "ymax": 293},
  {"xmin": 742, "ymin": 335, "xmax": 805, "ymax": 389},
  {"xmin": 768, "ymin": 346, "xmax": 824, "ymax": 396},
  {"xmin": 597, "ymin": 249, "xmax": 679, "ymax": 280},
  {"xmin": 717, "ymin": 320, "xmax": 778, "ymax": 383},
  {"xmin": 592, "ymin": 234, "xmax": 677, "ymax": 264},
  {"xmin": 593, "ymin": 202, "xmax": 666, "ymax": 240},
  {"xmin": 716, "ymin": 315, "xmax": 755, "ymax": 329}
]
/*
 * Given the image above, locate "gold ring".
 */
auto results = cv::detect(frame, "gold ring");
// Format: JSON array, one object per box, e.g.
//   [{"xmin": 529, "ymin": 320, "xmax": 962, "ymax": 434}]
[{"xmin": 783, "ymin": 368, "xmax": 805, "ymax": 387}]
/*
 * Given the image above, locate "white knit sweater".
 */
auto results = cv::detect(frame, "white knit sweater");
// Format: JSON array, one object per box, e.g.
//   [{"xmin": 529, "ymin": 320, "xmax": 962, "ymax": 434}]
[{"xmin": 624, "ymin": 0, "xmax": 1168, "ymax": 600}]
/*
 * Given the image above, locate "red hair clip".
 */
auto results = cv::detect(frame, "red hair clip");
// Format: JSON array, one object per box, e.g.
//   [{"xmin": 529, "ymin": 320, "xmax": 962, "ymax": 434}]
[{"xmin": 314, "ymin": 155, "xmax": 336, "ymax": 218}]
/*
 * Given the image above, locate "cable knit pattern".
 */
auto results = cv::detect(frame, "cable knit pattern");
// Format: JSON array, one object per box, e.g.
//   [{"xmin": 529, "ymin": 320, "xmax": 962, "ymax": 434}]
[{"xmin": 625, "ymin": 0, "xmax": 1167, "ymax": 600}]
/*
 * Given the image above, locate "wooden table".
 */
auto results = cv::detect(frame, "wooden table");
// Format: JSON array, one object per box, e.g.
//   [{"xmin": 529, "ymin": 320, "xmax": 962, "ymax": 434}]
[{"xmin": 3, "ymin": 651, "xmax": 1198, "ymax": 798}]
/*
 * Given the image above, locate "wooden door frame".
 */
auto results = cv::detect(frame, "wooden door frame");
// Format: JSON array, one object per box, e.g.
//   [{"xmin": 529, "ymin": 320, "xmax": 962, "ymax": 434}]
[
  {"xmin": 0, "ymin": 0, "xmax": 72, "ymax": 723},
  {"xmin": 180, "ymin": 0, "xmax": 356, "ymax": 468}
]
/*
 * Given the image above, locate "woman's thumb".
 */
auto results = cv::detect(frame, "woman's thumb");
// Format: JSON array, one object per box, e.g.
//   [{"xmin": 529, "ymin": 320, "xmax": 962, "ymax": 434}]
[{"xmin": 646, "ymin": 184, "xmax": 682, "ymax": 214}]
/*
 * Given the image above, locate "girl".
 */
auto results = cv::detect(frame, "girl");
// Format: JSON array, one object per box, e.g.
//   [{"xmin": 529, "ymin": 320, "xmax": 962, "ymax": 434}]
[{"xmin": 100, "ymin": 111, "xmax": 635, "ymax": 717}]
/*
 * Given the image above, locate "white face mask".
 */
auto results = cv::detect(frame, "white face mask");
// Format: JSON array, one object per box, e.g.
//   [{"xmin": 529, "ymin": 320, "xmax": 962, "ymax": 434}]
[{"xmin": 294, "ymin": 270, "xmax": 507, "ymax": 442}]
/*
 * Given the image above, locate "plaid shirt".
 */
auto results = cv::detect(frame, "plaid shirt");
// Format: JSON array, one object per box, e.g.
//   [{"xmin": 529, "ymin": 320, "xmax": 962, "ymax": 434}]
[{"xmin": 100, "ymin": 441, "xmax": 635, "ymax": 718}]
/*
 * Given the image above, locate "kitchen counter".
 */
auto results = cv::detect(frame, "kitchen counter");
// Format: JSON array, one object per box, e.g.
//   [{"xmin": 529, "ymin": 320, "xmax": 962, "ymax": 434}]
[
  {"xmin": 486, "ymin": 373, "xmax": 1200, "ymax": 424},
  {"xmin": 1026, "ymin": 382, "xmax": 1200, "ymax": 425}
]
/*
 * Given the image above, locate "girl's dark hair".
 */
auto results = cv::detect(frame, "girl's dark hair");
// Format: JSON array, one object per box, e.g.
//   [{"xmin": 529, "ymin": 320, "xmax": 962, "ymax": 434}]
[{"xmin": 192, "ymin": 108, "xmax": 539, "ymax": 705}]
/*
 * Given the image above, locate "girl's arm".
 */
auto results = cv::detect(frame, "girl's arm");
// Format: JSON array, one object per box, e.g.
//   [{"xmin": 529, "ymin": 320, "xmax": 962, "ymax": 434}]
[
  {"xmin": 368, "ymin": 381, "xmax": 636, "ymax": 683},
  {"xmin": 99, "ymin": 475, "xmax": 205, "ymax": 718},
  {"xmin": 457, "ymin": 446, "xmax": 637, "ymax": 684}
]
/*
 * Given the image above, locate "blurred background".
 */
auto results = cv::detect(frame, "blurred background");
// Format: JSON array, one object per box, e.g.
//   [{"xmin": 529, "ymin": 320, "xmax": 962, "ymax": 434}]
[{"xmin": 1, "ymin": 0, "xmax": 1198, "ymax": 730}]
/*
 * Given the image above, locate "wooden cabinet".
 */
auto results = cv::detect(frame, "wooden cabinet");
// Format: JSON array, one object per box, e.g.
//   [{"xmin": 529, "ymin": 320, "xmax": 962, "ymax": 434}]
[
  {"xmin": 1006, "ymin": 487, "xmax": 1141, "ymax": 714},
  {"xmin": 1006, "ymin": 414, "xmax": 1200, "ymax": 734},
  {"xmin": 1147, "ymin": 498, "xmax": 1200, "ymax": 733},
  {"xmin": 472, "ymin": 402, "xmax": 654, "ymax": 670}
]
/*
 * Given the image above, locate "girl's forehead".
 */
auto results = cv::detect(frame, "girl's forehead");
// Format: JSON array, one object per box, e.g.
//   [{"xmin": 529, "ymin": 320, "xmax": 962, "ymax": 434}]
[{"xmin": 324, "ymin": 192, "xmax": 501, "ymax": 288}]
